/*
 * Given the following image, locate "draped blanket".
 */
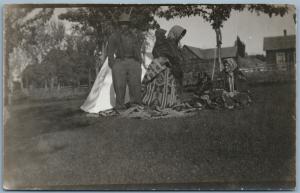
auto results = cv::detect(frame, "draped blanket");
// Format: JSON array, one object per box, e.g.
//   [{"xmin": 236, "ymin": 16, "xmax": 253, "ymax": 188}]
[{"xmin": 142, "ymin": 57, "xmax": 180, "ymax": 109}]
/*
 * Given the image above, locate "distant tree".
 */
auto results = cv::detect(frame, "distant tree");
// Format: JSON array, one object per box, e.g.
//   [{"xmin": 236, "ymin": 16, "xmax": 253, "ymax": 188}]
[
  {"xmin": 158, "ymin": 4, "xmax": 289, "ymax": 78},
  {"xmin": 4, "ymin": 8, "xmax": 55, "ymax": 105},
  {"xmin": 5, "ymin": 7, "xmax": 55, "ymax": 56},
  {"xmin": 42, "ymin": 48, "xmax": 80, "ymax": 88},
  {"xmin": 235, "ymin": 36, "xmax": 246, "ymax": 57},
  {"xmin": 4, "ymin": 6, "xmax": 55, "ymax": 99},
  {"xmin": 8, "ymin": 47, "xmax": 32, "ymax": 90},
  {"xmin": 23, "ymin": 63, "xmax": 49, "ymax": 89},
  {"xmin": 21, "ymin": 20, "xmax": 69, "ymax": 90}
]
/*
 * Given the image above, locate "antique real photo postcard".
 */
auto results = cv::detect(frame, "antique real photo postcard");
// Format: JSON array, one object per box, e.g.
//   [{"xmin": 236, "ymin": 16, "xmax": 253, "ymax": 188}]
[{"xmin": 3, "ymin": 4, "xmax": 296, "ymax": 190}]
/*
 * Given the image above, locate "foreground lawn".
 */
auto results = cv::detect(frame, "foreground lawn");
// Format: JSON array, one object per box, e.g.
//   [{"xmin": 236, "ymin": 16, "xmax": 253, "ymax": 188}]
[{"xmin": 4, "ymin": 83, "xmax": 295, "ymax": 190}]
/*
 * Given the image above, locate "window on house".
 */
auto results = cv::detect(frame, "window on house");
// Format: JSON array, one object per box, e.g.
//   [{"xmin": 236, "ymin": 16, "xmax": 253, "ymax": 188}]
[{"xmin": 276, "ymin": 52, "xmax": 286, "ymax": 65}]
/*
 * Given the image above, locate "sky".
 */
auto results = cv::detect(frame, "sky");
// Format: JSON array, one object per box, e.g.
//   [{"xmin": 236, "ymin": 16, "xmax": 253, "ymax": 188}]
[{"xmin": 52, "ymin": 6, "xmax": 296, "ymax": 55}]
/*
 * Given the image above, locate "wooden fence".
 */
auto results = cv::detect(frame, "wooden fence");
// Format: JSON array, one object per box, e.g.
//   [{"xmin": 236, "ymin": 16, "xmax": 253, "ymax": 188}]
[{"xmin": 183, "ymin": 65, "xmax": 294, "ymax": 87}]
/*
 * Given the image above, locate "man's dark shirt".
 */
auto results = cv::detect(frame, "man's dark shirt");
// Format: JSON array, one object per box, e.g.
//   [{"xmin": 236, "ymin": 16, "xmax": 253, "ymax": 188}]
[{"xmin": 107, "ymin": 30, "xmax": 142, "ymax": 67}]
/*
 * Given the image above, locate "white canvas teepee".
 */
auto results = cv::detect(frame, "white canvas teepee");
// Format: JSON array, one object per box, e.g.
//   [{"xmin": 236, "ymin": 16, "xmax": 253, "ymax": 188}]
[{"xmin": 80, "ymin": 55, "xmax": 152, "ymax": 113}]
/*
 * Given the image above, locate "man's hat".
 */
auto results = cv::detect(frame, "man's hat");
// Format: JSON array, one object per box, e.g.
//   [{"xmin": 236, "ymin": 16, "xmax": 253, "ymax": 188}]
[{"xmin": 118, "ymin": 12, "xmax": 131, "ymax": 23}]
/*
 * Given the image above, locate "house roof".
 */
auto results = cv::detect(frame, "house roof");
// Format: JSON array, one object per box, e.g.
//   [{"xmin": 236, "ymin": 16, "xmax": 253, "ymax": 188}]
[
  {"xmin": 184, "ymin": 45, "xmax": 238, "ymax": 60},
  {"xmin": 263, "ymin": 35, "xmax": 296, "ymax": 51},
  {"xmin": 238, "ymin": 56, "xmax": 266, "ymax": 68}
]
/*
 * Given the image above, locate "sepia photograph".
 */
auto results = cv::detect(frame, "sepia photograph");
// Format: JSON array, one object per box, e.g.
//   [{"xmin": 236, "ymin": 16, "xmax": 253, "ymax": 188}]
[{"xmin": 3, "ymin": 4, "xmax": 296, "ymax": 190}]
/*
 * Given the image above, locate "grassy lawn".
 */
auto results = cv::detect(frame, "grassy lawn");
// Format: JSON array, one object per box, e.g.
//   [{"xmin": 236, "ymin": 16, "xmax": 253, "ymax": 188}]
[{"xmin": 4, "ymin": 83, "xmax": 295, "ymax": 190}]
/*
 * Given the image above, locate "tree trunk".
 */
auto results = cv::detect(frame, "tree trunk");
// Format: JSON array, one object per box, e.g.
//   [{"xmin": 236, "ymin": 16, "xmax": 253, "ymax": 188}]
[
  {"xmin": 24, "ymin": 77, "xmax": 27, "ymax": 89},
  {"xmin": 20, "ymin": 78, "xmax": 24, "ymax": 91},
  {"xmin": 77, "ymin": 78, "xmax": 80, "ymax": 87},
  {"xmin": 44, "ymin": 80, "xmax": 48, "ymax": 90},
  {"xmin": 100, "ymin": 42, "xmax": 107, "ymax": 66},
  {"xmin": 50, "ymin": 77, "xmax": 55, "ymax": 89},
  {"xmin": 212, "ymin": 27, "xmax": 223, "ymax": 80},
  {"xmin": 95, "ymin": 42, "xmax": 108, "ymax": 76},
  {"xmin": 215, "ymin": 27, "xmax": 223, "ymax": 72},
  {"xmin": 88, "ymin": 68, "xmax": 92, "ymax": 88}
]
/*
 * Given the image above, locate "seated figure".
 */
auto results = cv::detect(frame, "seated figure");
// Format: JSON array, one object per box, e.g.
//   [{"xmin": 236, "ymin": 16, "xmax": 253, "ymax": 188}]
[{"xmin": 193, "ymin": 58, "xmax": 252, "ymax": 109}]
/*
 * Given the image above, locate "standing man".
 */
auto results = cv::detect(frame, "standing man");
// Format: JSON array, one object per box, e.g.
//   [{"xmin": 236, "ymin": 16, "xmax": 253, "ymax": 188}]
[{"xmin": 107, "ymin": 12, "xmax": 143, "ymax": 111}]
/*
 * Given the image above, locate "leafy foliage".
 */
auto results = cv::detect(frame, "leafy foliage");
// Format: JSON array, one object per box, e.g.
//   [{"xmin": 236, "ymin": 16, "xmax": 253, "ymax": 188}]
[
  {"xmin": 22, "ymin": 35, "xmax": 98, "ymax": 88},
  {"xmin": 5, "ymin": 7, "xmax": 55, "ymax": 53},
  {"xmin": 59, "ymin": 6, "xmax": 160, "ymax": 55},
  {"xmin": 158, "ymin": 4, "xmax": 289, "ymax": 30}
]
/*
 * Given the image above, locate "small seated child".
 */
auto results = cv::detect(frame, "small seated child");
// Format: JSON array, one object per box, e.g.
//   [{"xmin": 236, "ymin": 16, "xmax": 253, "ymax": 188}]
[
  {"xmin": 193, "ymin": 58, "xmax": 251, "ymax": 109},
  {"xmin": 217, "ymin": 58, "xmax": 252, "ymax": 109}
]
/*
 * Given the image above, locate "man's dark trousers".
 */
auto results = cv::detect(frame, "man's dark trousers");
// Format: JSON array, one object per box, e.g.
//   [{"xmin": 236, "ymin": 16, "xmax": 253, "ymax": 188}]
[{"xmin": 111, "ymin": 58, "xmax": 142, "ymax": 109}]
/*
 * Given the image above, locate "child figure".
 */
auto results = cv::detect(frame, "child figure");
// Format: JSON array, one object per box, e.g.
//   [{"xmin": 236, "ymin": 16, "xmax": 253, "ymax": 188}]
[
  {"xmin": 218, "ymin": 58, "xmax": 246, "ymax": 93},
  {"xmin": 142, "ymin": 28, "xmax": 170, "ymax": 85},
  {"xmin": 152, "ymin": 28, "xmax": 168, "ymax": 59},
  {"xmin": 218, "ymin": 58, "xmax": 251, "ymax": 109},
  {"xmin": 194, "ymin": 58, "xmax": 252, "ymax": 109}
]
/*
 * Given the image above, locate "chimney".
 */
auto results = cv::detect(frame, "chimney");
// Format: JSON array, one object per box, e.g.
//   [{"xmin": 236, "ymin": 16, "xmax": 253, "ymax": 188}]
[{"xmin": 284, "ymin": 29, "xmax": 287, "ymax": 36}]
